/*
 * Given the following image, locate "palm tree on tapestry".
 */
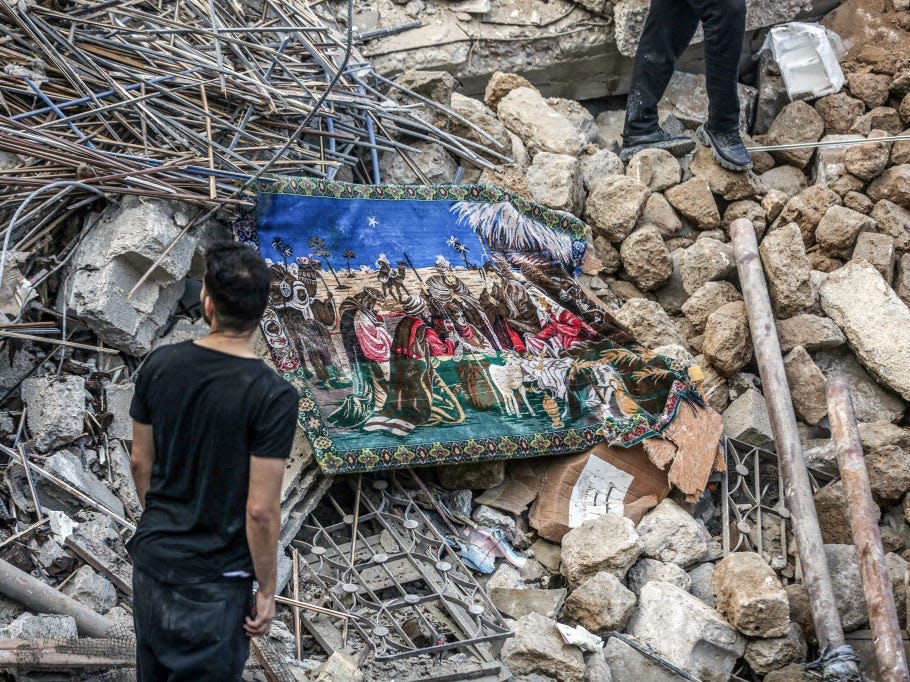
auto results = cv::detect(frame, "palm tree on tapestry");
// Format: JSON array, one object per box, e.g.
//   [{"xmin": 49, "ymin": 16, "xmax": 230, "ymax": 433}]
[
  {"xmin": 308, "ymin": 235, "xmax": 349, "ymax": 290},
  {"xmin": 271, "ymin": 236, "xmax": 293, "ymax": 268},
  {"xmin": 342, "ymin": 248, "xmax": 356, "ymax": 276},
  {"xmin": 446, "ymin": 236, "xmax": 473, "ymax": 269}
]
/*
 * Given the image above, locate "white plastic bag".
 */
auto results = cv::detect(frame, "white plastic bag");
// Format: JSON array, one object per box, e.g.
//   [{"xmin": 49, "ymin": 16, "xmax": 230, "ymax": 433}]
[{"xmin": 765, "ymin": 22, "xmax": 846, "ymax": 101}]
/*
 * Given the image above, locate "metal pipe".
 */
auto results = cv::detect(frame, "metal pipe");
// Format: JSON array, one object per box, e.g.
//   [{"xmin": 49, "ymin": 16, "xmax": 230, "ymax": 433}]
[
  {"xmin": 729, "ymin": 219, "xmax": 859, "ymax": 679},
  {"xmin": 826, "ymin": 376, "xmax": 910, "ymax": 682}
]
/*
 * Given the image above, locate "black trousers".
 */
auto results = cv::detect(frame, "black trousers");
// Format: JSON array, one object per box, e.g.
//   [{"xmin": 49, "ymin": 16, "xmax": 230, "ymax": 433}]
[
  {"xmin": 132, "ymin": 567, "xmax": 252, "ymax": 681},
  {"xmin": 623, "ymin": 0, "xmax": 747, "ymax": 138}
]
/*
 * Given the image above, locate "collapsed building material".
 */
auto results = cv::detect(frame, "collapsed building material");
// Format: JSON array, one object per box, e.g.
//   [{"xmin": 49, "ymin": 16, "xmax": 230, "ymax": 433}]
[{"xmin": 0, "ymin": 638, "xmax": 134, "ymax": 670}]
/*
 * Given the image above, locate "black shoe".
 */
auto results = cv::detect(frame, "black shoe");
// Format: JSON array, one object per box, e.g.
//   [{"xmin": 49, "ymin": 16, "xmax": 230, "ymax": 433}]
[
  {"xmin": 620, "ymin": 128, "xmax": 696, "ymax": 162},
  {"xmin": 696, "ymin": 125, "xmax": 753, "ymax": 172}
]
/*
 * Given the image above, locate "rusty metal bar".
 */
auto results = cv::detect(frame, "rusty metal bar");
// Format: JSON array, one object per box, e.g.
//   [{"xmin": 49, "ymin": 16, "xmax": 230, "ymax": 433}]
[
  {"xmin": 729, "ymin": 219, "xmax": 859, "ymax": 679},
  {"xmin": 827, "ymin": 376, "xmax": 910, "ymax": 682}
]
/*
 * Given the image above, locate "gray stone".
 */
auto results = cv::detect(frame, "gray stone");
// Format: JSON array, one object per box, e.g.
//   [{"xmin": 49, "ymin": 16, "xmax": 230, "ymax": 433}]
[
  {"xmin": 604, "ymin": 636, "xmax": 681, "ymax": 682},
  {"xmin": 636, "ymin": 499, "xmax": 708, "ymax": 568},
  {"xmin": 815, "ymin": 92, "xmax": 866, "ymax": 135},
  {"xmin": 21, "ymin": 375, "xmax": 85, "ymax": 447},
  {"xmin": 680, "ymin": 238, "xmax": 735, "ymax": 295},
  {"xmin": 104, "ymin": 382, "xmax": 134, "ymax": 441},
  {"xmin": 771, "ymin": 185, "xmax": 841, "ymax": 247},
  {"xmin": 654, "ymin": 250, "xmax": 688, "ymax": 315},
  {"xmin": 776, "ymin": 314, "xmax": 845, "ymax": 354},
  {"xmin": 594, "ymin": 109, "xmax": 624, "ymax": 153},
  {"xmin": 812, "ymin": 348, "xmax": 905, "ymax": 423},
  {"xmin": 812, "ymin": 134, "xmax": 865, "ymax": 186},
  {"xmin": 627, "ymin": 557, "xmax": 692, "ymax": 595},
  {"xmin": 152, "ymin": 317, "xmax": 207, "ymax": 348},
  {"xmin": 108, "ymin": 442, "xmax": 141, "ymax": 519},
  {"xmin": 547, "ymin": 97, "xmax": 597, "ymax": 145},
  {"xmin": 858, "ymin": 422, "xmax": 910, "ymax": 504},
  {"xmin": 713, "ymin": 551, "xmax": 790, "ymax": 638},
  {"xmin": 584, "ymin": 648, "xmax": 614, "ymax": 682},
  {"xmin": 494, "ymin": 588, "xmax": 567, "ymax": 620},
  {"xmin": 639, "ymin": 192, "xmax": 683, "ymax": 238},
  {"xmin": 381, "ymin": 141, "xmax": 456, "ymax": 184},
  {"xmin": 897, "ymin": 253, "xmax": 910, "ymax": 306},
  {"xmin": 744, "ymin": 623, "xmax": 807, "ymax": 675},
  {"xmin": 614, "ymin": 298, "xmax": 687, "ymax": 349},
  {"xmin": 815, "ymin": 205, "xmax": 877, "ymax": 256},
  {"xmin": 620, "ymin": 226, "xmax": 672, "ymax": 291},
  {"xmin": 783, "ymin": 346, "xmax": 828, "ymax": 426},
  {"xmin": 626, "ymin": 148, "xmax": 681, "ymax": 192},
  {"xmin": 560, "ymin": 513, "xmax": 643, "ymax": 585},
  {"xmin": 759, "ymin": 223, "xmax": 813, "ymax": 319},
  {"xmin": 703, "ymin": 301, "xmax": 752, "ymax": 378},
  {"xmin": 819, "ymin": 261, "xmax": 910, "ymax": 400},
  {"xmin": 45, "ymin": 450, "xmax": 126, "ymax": 518},
  {"xmin": 585, "ymin": 175, "xmax": 650, "ymax": 243},
  {"xmin": 500, "ymin": 612, "xmax": 586, "ymax": 682},
  {"xmin": 592, "ymin": 236, "xmax": 621, "ymax": 275},
  {"xmin": 760, "ymin": 166, "xmax": 809, "ymax": 198},
  {"xmin": 656, "ymin": 71, "xmax": 757, "ymax": 133},
  {"xmin": 870, "ymin": 199, "xmax": 910, "ymax": 253},
  {"xmin": 579, "ymin": 148, "xmax": 623, "ymax": 193},
  {"xmin": 627, "ymin": 581, "xmax": 745, "ymax": 682},
  {"xmin": 62, "ymin": 564, "xmax": 117, "ymax": 614},
  {"xmin": 472, "ymin": 504, "xmax": 516, "ymax": 533},
  {"xmin": 682, "ymin": 281, "xmax": 743, "ymax": 333},
  {"xmin": 843, "ymin": 132, "xmax": 892, "ymax": 181},
  {"xmin": 824, "ymin": 544, "xmax": 868, "ymax": 631},
  {"xmin": 868, "ymin": 164, "xmax": 910, "ymax": 209},
  {"xmin": 1, "ymin": 613, "xmax": 78, "ymax": 640},
  {"xmin": 28, "ymin": 536, "xmax": 76, "ymax": 576},
  {"xmin": 665, "ymin": 177, "xmax": 721, "ymax": 230},
  {"xmin": 562, "ymin": 571, "xmax": 637, "ymax": 631},
  {"xmin": 767, "ymin": 101, "xmax": 825, "ymax": 168},
  {"xmin": 449, "ymin": 92, "xmax": 511, "ymax": 154},
  {"xmin": 723, "ymin": 388, "xmax": 774, "ymax": 450},
  {"xmin": 688, "ymin": 563, "xmax": 717, "ymax": 608},
  {"xmin": 0, "ymin": 596, "xmax": 24, "ymax": 628},
  {"xmin": 690, "ymin": 145, "xmax": 763, "ymax": 202},
  {"xmin": 852, "ymin": 231, "xmax": 896, "ymax": 281},
  {"xmin": 526, "ymin": 152, "xmax": 584, "ymax": 215},
  {"xmin": 497, "ymin": 87, "xmax": 585, "ymax": 157}
]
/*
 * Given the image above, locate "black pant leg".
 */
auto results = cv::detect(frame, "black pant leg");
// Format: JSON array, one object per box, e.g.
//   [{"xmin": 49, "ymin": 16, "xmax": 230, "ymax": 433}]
[
  {"xmin": 623, "ymin": 0, "xmax": 701, "ymax": 138},
  {"xmin": 133, "ymin": 568, "xmax": 170, "ymax": 682},
  {"xmin": 685, "ymin": 0, "xmax": 747, "ymax": 132}
]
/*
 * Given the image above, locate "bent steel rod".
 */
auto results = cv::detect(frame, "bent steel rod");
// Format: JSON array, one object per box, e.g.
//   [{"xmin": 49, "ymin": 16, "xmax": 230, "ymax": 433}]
[
  {"xmin": 826, "ymin": 377, "xmax": 910, "ymax": 682},
  {"xmin": 729, "ymin": 218, "xmax": 859, "ymax": 679}
]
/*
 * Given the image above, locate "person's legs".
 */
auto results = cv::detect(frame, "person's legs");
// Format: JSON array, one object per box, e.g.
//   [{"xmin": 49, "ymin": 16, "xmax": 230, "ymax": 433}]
[{"xmin": 133, "ymin": 567, "xmax": 171, "ymax": 681}]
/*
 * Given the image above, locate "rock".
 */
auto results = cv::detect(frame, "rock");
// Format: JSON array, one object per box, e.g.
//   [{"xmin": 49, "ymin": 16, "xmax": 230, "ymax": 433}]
[
  {"xmin": 870, "ymin": 199, "xmax": 910, "ymax": 253},
  {"xmin": 472, "ymin": 505, "xmax": 516, "ymax": 533},
  {"xmin": 760, "ymin": 166, "xmax": 809, "ymax": 198},
  {"xmin": 815, "ymin": 480, "xmax": 852, "ymax": 544},
  {"xmin": 44, "ymin": 451, "xmax": 126, "ymax": 518},
  {"xmin": 104, "ymin": 382, "xmax": 134, "ymax": 441},
  {"xmin": 679, "ymin": 239, "xmax": 735, "ymax": 295},
  {"xmin": 639, "ymin": 193, "xmax": 682, "ymax": 238},
  {"xmin": 776, "ymin": 314, "xmax": 845, "ymax": 354},
  {"xmin": 594, "ymin": 109, "xmax": 624, "ymax": 152},
  {"xmin": 693, "ymin": 355, "xmax": 729, "ymax": 413},
  {"xmin": 381, "ymin": 141, "xmax": 456, "ymax": 184},
  {"xmin": 830, "ymin": 173, "xmax": 866, "ymax": 198},
  {"xmin": 813, "ymin": 134, "xmax": 865, "ymax": 186},
  {"xmin": 395, "ymin": 71, "xmax": 454, "ymax": 129},
  {"xmin": 479, "ymin": 166, "xmax": 533, "ymax": 200},
  {"xmin": 815, "ymin": 92, "xmax": 866, "ymax": 134},
  {"xmin": 689, "ymin": 146, "xmax": 762, "ymax": 201},
  {"xmin": 812, "ymin": 348, "xmax": 906, "ymax": 423},
  {"xmin": 315, "ymin": 651, "xmax": 363, "ymax": 682},
  {"xmin": 62, "ymin": 565, "xmax": 117, "ymax": 614},
  {"xmin": 489, "ymin": 567, "xmax": 566, "ymax": 619},
  {"xmin": 892, "ymin": 128, "xmax": 910, "ymax": 164},
  {"xmin": 525, "ymin": 152, "xmax": 584, "ymax": 214},
  {"xmin": 858, "ymin": 422, "xmax": 910, "ymax": 503},
  {"xmin": 28, "ymin": 536, "xmax": 76, "ymax": 576},
  {"xmin": 620, "ymin": 226, "xmax": 672, "ymax": 291},
  {"xmin": 449, "ymin": 92, "xmax": 511, "ymax": 155},
  {"xmin": 843, "ymin": 191, "xmax": 873, "ymax": 214},
  {"xmin": 772, "ymin": 185, "xmax": 841, "ymax": 246},
  {"xmin": 783, "ymin": 346, "xmax": 828, "ymax": 425},
  {"xmin": 851, "ymin": 107, "xmax": 904, "ymax": 135},
  {"xmin": 744, "ymin": 624, "xmax": 807, "ymax": 675},
  {"xmin": 497, "ymin": 87, "xmax": 584, "ymax": 157},
  {"xmin": 636, "ymin": 499, "xmax": 708, "ymax": 567},
  {"xmin": 723, "ymin": 388, "xmax": 774, "ymax": 449},
  {"xmin": 579, "ymin": 148, "xmax": 623, "ymax": 193},
  {"xmin": 585, "ymin": 176, "xmax": 650, "ymax": 243},
  {"xmin": 760, "ymin": 223, "xmax": 814, "ymax": 318},
  {"xmin": 665, "ymin": 178, "xmax": 721, "ymax": 230},
  {"xmin": 592, "ymin": 236, "xmax": 621, "ymax": 275},
  {"xmin": 562, "ymin": 571, "xmax": 637, "ymax": 631},
  {"xmin": 713, "ymin": 551, "xmax": 790, "ymax": 638},
  {"xmin": 546, "ymin": 97, "xmax": 597, "ymax": 145},
  {"xmin": 688, "ymin": 563, "xmax": 717, "ymax": 608},
  {"xmin": 815, "ymin": 205, "xmax": 877, "ymax": 256},
  {"xmin": 825, "ymin": 544, "xmax": 868, "ymax": 631},
  {"xmin": 897, "ymin": 253, "xmax": 910, "ymax": 305},
  {"xmin": 21, "ymin": 375, "xmax": 85, "ymax": 447},
  {"xmin": 627, "ymin": 557, "xmax": 691, "ymax": 595},
  {"xmin": 1, "ymin": 613, "xmax": 77, "ymax": 640},
  {"xmin": 843, "ymin": 133, "xmax": 892, "ymax": 181},
  {"xmin": 484, "ymin": 71, "xmax": 534, "ymax": 111},
  {"xmin": 627, "ymin": 581, "xmax": 745, "ymax": 682},
  {"xmin": 819, "ymin": 261, "xmax": 910, "ymax": 400},
  {"xmin": 724, "ymin": 200, "xmax": 766, "ymax": 239},
  {"xmin": 868, "ymin": 164, "xmax": 910, "ymax": 208},
  {"xmin": 500, "ymin": 612, "xmax": 586, "ymax": 682},
  {"xmin": 682, "ymin": 281, "xmax": 743, "ymax": 334},
  {"xmin": 703, "ymin": 301, "xmax": 753, "ymax": 377},
  {"xmin": 853, "ymin": 231, "xmax": 896, "ymax": 280},
  {"xmin": 437, "ymin": 461, "xmax": 505, "ymax": 490},
  {"xmin": 604, "ymin": 636, "xmax": 681, "ymax": 682},
  {"xmin": 764, "ymin": 663, "xmax": 816, "ymax": 682},
  {"xmin": 766, "ymin": 101, "xmax": 825, "ymax": 168},
  {"xmin": 848, "ymin": 71, "xmax": 892, "ymax": 107},
  {"xmin": 614, "ymin": 298, "xmax": 687, "ymax": 349},
  {"xmin": 560, "ymin": 513, "xmax": 643, "ymax": 585},
  {"xmin": 762, "ymin": 190, "xmax": 789, "ymax": 222},
  {"xmin": 626, "ymin": 148, "xmax": 680, "ymax": 192},
  {"xmin": 152, "ymin": 317, "xmax": 207, "ymax": 349}
]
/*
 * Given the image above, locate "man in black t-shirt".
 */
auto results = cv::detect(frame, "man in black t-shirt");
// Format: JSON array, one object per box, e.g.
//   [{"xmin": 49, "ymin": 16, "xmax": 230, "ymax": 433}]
[{"xmin": 129, "ymin": 241, "xmax": 298, "ymax": 681}]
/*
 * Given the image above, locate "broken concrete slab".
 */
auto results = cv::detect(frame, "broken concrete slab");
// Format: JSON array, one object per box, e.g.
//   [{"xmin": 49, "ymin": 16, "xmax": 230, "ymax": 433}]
[
  {"xmin": 723, "ymin": 388, "xmax": 774, "ymax": 450},
  {"xmin": 561, "ymin": 571, "xmax": 637, "ymax": 632},
  {"xmin": 61, "ymin": 565, "xmax": 117, "ymax": 615},
  {"xmin": 104, "ymin": 382, "xmax": 134, "ymax": 442},
  {"xmin": 21, "ymin": 375, "xmax": 85, "ymax": 448},
  {"xmin": 44, "ymin": 451, "xmax": 126, "ymax": 519},
  {"xmin": 500, "ymin": 612, "xmax": 586, "ymax": 682},
  {"xmin": 626, "ymin": 557, "xmax": 691, "ymax": 595},
  {"xmin": 713, "ymin": 552, "xmax": 790, "ymax": 638},
  {"xmin": 560, "ymin": 513, "xmax": 643, "ymax": 585},
  {"xmin": 636, "ymin": 499, "xmax": 708, "ymax": 568}
]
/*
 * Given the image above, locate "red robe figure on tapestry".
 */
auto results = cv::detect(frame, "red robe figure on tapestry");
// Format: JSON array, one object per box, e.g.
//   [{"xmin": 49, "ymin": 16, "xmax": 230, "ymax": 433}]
[{"xmin": 525, "ymin": 290, "xmax": 596, "ymax": 355}]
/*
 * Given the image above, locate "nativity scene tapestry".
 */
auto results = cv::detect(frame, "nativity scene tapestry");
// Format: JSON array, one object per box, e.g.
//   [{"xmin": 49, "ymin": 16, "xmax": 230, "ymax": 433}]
[{"xmin": 240, "ymin": 179, "xmax": 704, "ymax": 474}]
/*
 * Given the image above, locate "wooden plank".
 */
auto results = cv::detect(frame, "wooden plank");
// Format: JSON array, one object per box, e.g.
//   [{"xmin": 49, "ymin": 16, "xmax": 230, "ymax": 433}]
[{"xmin": 65, "ymin": 534, "xmax": 133, "ymax": 596}]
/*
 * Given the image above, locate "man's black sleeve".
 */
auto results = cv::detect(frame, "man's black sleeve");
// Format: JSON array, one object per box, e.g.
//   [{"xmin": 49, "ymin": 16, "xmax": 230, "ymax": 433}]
[{"xmin": 249, "ymin": 383, "xmax": 299, "ymax": 459}]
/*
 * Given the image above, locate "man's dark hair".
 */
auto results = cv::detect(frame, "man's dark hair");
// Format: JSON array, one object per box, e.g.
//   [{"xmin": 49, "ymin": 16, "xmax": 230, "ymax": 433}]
[{"xmin": 203, "ymin": 241, "xmax": 270, "ymax": 332}]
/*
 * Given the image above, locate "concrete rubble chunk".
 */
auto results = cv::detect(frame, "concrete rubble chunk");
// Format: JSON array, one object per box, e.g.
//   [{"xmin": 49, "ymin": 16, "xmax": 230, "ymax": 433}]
[
  {"xmin": 682, "ymin": 281, "xmax": 743, "ymax": 334},
  {"xmin": 592, "ymin": 236, "xmax": 621, "ymax": 275},
  {"xmin": 713, "ymin": 552, "xmax": 790, "ymax": 638},
  {"xmin": 665, "ymin": 177, "xmax": 721, "ymax": 230},
  {"xmin": 815, "ymin": 205, "xmax": 877, "ymax": 256},
  {"xmin": 619, "ymin": 226, "xmax": 672, "ymax": 292},
  {"xmin": 688, "ymin": 562, "xmax": 717, "ymax": 608},
  {"xmin": 852, "ymin": 107, "xmax": 903, "ymax": 135},
  {"xmin": 819, "ymin": 260, "xmax": 910, "ymax": 400},
  {"xmin": 62, "ymin": 565, "xmax": 117, "ymax": 614},
  {"xmin": 693, "ymin": 355, "xmax": 729, "ymax": 414},
  {"xmin": 626, "ymin": 557, "xmax": 692, "ymax": 595},
  {"xmin": 595, "ymin": 109, "xmax": 624, "ymax": 153},
  {"xmin": 724, "ymin": 200, "xmax": 766, "ymax": 238},
  {"xmin": 497, "ymin": 87, "xmax": 584, "ymax": 157},
  {"xmin": 636, "ymin": 499, "xmax": 708, "ymax": 568},
  {"xmin": 639, "ymin": 192, "xmax": 683, "ymax": 238},
  {"xmin": 857, "ymin": 421, "xmax": 910, "ymax": 503},
  {"xmin": 814, "ymin": 480, "xmax": 852, "ymax": 545},
  {"xmin": 525, "ymin": 152, "xmax": 584, "ymax": 215},
  {"xmin": 654, "ymin": 72, "xmax": 756, "ymax": 133},
  {"xmin": 761, "ymin": 166, "xmax": 809, "ymax": 198},
  {"xmin": 585, "ymin": 175, "xmax": 651, "ymax": 243},
  {"xmin": 897, "ymin": 253, "xmax": 910, "ymax": 305},
  {"xmin": 812, "ymin": 348, "xmax": 905, "ymax": 423},
  {"xmin": 824, "ymin": 544, "xmax": 868, "ymax": 632},
  {"xmin": 579, "ymin": 148, "xmax": 623, "ymax": 193},
  {"xmin": 546, "ymin": 97, "xmax": 597, "ymax": 145},
  {"xmin": 449, "ymin": 92, "xmax": 511, "ymax": 153},
  {"xmin": 603, "ymin": 636, "xmax": 681, "ymax": 682},
  {"xmin": 437, "ymin": 461, "xmax": 504, "ymax": 490},
  {"xmin": 723, "ymin": 388, "xmax": 774, "ymax": 450},
  {"xmin": 775, "ymin": 314, "xmax": 845, "ymax": 353},
  {"xmin": 315, "ymin": 651, "xmax": 364, "ymax": 682},
  {"xmin": 680, "ymin": 238, "xmax": 735, "ymax": 295},
  {"xmin": 655, "ymin": 249, "xmax": 688, "ymax": 315},
  {"xmin": 852, "ymin": 231, "xmax": 896, "ymax": 281},
  {"xmin": 484, "ymin": 71, "xmax": 534, "ymax": 111},
  {"xmin": 744, "ymin": 623, "xmax": 807, "ymax": 675},
  {"xmin": 614, "ymin": 298, "xmax": 687, "ymax": 349},
  {"xmin": 28, "ymin": 536, "xmax": 76, "ymax": 577},
  {"xmin": 815, "ymin": 92, "xmax": 866, "ymax": 134},
  {"xmin": 760, "ymin": 223, "xmax": 814, "ymax": 319},
  {"xmin": 843, "ymin": 190, "xmax": 873, "ymax": 214},
  {"xmin": 500, "ymin": 612, "xmax": 586, "ymax": 682},
  {"xmin": 0, "ymin": 613, "xmax": 78, "ymax": 640},
  {"xmin": 772, "ymin": 185, "xmax": 841, "ymax": 246},
  {"xmin": 21, "ymin": 375, "xmax": 85, "ymax": 447},
  {"xmin": 561, "ymin": 571, "xmax": 637, "ymax": 632},
  {"xmin": 690, "ymin": 146, "xmax": 762, "ymax": 201},
  {"xmin": 488, "ymin": 564, "xmax": 566, "ymax": 619},
  {"xmin": 813, "ymin": 134, "xmax": 864, "ymax": 188},
  {"xmin": 45, "ymin": 450, "xmax": 126, "ymax": 518},
  {"xmin": 848, "ymin": 71, "xmax": 892, "ymax": 108},
  {"xmin": 627, "ymin": 581, "xmax": 745, "ymax": 682},
  {"xmin": 381, "ymin": 141, "xmax": 456, "ymax": 185},
  {"xmin": 626, "ymin": 148, "xmax": 680, "ymax": 192},
  {"xmin": 843, "ymin": 132, "xmax": 892, "ymax": 181},
  {"xmin": 104, "ymin": 382, "xmax": 135, "ymax": 442},
  {"xmin": 703, "ymin": 301, "xmax": 753, "ymax": 378},
  {"xmin": 766, "ymin": 101, "xmax": 825, "ymax": 168},
  {"xmin": 783, "ymin": 346, "xmax": 828, "ymax": 425},
  {"xmin": 560, "ymin": 513, "xmax": 643, "ymax": 585},
  {"xmin": 870, "ymin": 199, "xmax": 910, "ymax": 252},
  {"xmin": 762, "ymin": 190, "xmax": 789, "ymax": 222},
  {"xmin": 868, "ymin": 164, "xmax": 910, "ymax": 208}
]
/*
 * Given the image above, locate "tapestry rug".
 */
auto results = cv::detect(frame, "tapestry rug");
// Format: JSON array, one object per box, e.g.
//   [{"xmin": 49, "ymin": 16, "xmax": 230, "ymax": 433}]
[{"xmin": 238, "ymin": 179, "xmax": 704, "ymax": 474}]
